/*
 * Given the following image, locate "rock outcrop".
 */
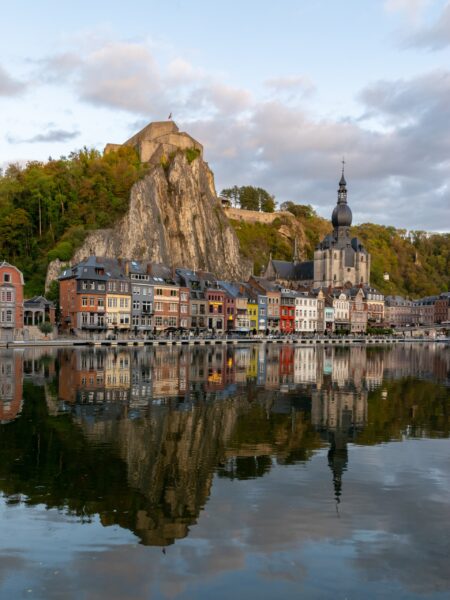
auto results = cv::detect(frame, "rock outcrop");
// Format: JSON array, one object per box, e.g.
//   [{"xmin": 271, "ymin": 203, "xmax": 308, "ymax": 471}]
[{"xmin": 46, "ymin": 151, "xmax": 250, "ymax": 289}]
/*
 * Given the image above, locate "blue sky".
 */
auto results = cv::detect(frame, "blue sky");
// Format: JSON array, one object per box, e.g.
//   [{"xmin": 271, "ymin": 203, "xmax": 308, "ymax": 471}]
[{"xmin": 1, "ymin": 0, "xmax": 450, "ymax": 230}]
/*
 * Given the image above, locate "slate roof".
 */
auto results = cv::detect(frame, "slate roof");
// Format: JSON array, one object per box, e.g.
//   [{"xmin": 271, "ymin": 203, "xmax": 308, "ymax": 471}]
[
  {"xmin": 270, "ymin": 260, "xmax": 314, "ymax": 281},
  {"xmin": 24, "ymin": 296, "xmax": 55, "ymax": 308},
  {"xmin": 59, "ymin": 256, "xmax": 109, "ymax": 281}
]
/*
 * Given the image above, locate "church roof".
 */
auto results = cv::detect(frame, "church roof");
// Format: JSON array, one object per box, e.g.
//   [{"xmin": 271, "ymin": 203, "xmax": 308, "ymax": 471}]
[{"xmin": 271, "ymin": 260, "xmax": 314, "ymax": 281}]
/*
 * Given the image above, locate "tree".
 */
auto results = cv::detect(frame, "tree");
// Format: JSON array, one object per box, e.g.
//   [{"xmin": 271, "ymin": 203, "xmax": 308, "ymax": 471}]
[
  {"xmin": 39, "ymin": 321, "xmax": 53, "ymax": 335},
  {"xmin": 239, "ymin": 186, "xmax": 260, "ymax": 211},
  {"xmin": 258, "ymin": 188, "xmax": 276, "ymax": 212}
]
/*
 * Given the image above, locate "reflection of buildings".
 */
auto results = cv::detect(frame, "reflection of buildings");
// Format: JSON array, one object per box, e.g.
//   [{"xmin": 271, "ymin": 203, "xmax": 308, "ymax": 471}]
[
  {"xmin": 0, "ymin": 350, "xmax": 23, "ymax": 423},
  {"xmin": 4, "ymin": 342, "xmax": 449, "ymax": 549}
]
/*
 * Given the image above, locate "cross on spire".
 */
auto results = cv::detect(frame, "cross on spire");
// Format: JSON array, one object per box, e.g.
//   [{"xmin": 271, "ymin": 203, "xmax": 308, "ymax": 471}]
[{"xmin": 341, "ymin": 156, "xmax": 345, "ymax": 175}]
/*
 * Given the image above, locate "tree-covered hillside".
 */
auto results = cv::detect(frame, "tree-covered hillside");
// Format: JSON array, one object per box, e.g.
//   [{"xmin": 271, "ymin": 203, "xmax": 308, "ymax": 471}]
[
  {"xmin": 230, "ymin": 204, "xmax": 449, "ymax": 297},
  {"xmin": 0, "ymin": 151, "xmax": 448, "ymax": 299},
  {"xmin": 0, "ymin": 148, "xmax": 146, "ymax": 296},
  {"xmin": 351, "ymin": 224, "xmax": 450, "ymax": 297}
]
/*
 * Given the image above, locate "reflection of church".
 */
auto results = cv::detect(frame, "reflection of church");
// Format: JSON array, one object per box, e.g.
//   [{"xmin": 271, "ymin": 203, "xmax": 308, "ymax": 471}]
[{"xmin": 312, "ymin": 385, "xmax": 368, "ymax": 506}]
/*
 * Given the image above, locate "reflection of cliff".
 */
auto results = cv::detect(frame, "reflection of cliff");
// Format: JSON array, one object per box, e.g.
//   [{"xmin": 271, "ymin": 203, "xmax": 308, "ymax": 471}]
[
  {"xmin": 80, "ymin": 399, "xmax": 240, "ymax": 545},
  {"xmin": 2, "ymin": 344, "xmax": 449, "ymax": 550}
]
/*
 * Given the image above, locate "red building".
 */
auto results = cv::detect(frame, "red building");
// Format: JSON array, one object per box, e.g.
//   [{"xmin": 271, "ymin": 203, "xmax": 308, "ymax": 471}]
[
  {"xmin": 0, "ymin": 261, "xmax": 24, "ymax": 341},
  {"xmin": 280, "ymin": 290, "xmax": 296, "ymax": 334}
]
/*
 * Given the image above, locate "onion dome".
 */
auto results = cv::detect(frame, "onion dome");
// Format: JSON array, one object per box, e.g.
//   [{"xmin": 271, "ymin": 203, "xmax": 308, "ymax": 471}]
[
  {"xmin": 332, "ymin": 163, "xmax": 352, "ymax": 227},
  {"xmin": 332, "ymin": 203, "xmax": 352, "ymax": 227}
]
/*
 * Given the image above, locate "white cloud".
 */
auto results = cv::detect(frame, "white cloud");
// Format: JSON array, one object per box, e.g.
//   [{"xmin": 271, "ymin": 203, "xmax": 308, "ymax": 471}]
[
  {"xmin": 384, "ymin": 0, "xmax": 431, "ymax": 23},
  {"xmin": 11, "ymin": 35, "xmax": 450, "ymax": 230},
  {"xmin": 0, "ymin": 64, "xmax": 26, "ymax": 96},
  {"xmin": 408, "ymin": 1, "xmax": 450, "ymax": 49}
]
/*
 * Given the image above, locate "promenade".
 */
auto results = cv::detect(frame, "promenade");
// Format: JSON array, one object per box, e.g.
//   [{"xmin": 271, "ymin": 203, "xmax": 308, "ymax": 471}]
[{"xmin": 1, "ymin": 336, "xmax": 448, "ymax": 349}]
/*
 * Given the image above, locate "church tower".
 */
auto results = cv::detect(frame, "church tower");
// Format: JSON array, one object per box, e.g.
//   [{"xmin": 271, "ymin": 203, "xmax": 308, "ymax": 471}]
[{"xmin": 313, "ymin": 165, "xmax": 370, "ymax": 288}]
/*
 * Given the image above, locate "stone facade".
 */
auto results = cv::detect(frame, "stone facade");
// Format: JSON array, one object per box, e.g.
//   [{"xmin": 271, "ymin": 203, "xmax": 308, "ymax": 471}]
[
  {"xmin": 313, "ymin": 174, "xmax": 370, "ymax": 288},
  {"xmin": 105, "ymin": 120, "xmax": 203, "ymax": 165}
]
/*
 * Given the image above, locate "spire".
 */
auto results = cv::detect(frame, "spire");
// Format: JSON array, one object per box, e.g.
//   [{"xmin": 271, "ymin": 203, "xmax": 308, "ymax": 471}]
[
  {"xmin": 338, "ymin": 158, "xmax": 347, "ymax": 204},
  {"xmin": 328, "ymin": 431, "xmax": 348, "ymax": 510}
]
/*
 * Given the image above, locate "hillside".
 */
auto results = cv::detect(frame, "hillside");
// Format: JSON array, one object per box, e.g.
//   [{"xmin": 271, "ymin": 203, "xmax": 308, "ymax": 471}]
[
  {"xmin": 227, "ymin": 208, "xmax": 450, "ymax": 297},
  {"xmin": 0, "ymin": 147, "xmax": 147, "ymax": 297},
  {"xmin": 0, "ymin": 146, "xmax": 448, "ymax": 299}
]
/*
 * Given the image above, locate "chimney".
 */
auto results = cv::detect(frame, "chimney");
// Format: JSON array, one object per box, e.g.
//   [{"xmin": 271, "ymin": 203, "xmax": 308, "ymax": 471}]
[
  {"xmin": 124, "ymin": 261, "xmax": 129, "ymax": 276},
  {"xmin": 146, "ymin": 262, "xmax": 152, "ymax": 275}
]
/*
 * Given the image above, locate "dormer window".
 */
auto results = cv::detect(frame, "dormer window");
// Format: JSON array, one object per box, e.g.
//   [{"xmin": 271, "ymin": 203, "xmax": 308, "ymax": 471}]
[{"xmin": 3, "ymin": 273, "xmax": 10, "ymax": 283}]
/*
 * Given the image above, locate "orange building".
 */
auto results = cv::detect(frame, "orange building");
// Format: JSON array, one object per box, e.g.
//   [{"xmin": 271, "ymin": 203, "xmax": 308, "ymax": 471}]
[{"xmin": 59, "ymin": 257, "xmax": 108, "ymax": 333}]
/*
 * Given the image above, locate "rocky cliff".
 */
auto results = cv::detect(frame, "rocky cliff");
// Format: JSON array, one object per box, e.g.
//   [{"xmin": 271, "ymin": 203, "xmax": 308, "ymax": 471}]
[{"xmin": 46, "ymin": 152, "xmax": 250, "ymax": 288}]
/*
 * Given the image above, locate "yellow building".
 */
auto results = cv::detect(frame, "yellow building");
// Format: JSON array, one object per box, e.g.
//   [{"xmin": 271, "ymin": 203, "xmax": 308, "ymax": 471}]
[{"xmin": 247, "ymin": 299, "xmax": 258, "ymax": 332}]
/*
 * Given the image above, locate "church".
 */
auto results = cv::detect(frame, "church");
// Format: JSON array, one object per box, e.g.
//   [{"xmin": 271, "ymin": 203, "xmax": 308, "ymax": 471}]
[{"xmin": 263, "ymin": 170, "xmax": 370, "ymax": 289}]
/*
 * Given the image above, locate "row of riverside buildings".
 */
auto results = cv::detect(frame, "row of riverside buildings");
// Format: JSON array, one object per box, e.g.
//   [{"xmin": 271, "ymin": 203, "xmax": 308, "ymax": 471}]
[
  {"xmin": 57, "ymin": 256, "xmax": 378, "ymax": 335},
  {"xmin": 55, "ymin": 255, "xmax": 449, "ymax": 337},
  {"xmin": 54, "ymin": 171, "xmax": 449, "ymax": 336},
  {"xmin": 1, "ymin": 172, "xmax": 448, "ymax": 340}
]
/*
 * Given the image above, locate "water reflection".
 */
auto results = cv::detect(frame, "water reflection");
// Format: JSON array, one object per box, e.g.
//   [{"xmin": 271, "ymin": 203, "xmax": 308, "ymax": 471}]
[{"xmin": 0, "ymin": 343, "xmax": 448, "ymax": 554}]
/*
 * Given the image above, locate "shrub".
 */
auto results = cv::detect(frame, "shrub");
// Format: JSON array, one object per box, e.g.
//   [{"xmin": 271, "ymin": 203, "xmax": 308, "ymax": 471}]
[{"xmin": 39, "ymin": 321, "xmax": 53, "ymax": 335}]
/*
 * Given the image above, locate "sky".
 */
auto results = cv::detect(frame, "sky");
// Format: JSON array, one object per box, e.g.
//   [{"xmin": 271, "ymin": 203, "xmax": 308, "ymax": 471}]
[{"xmin": 1, "ymin": 0, "xmax": 450, "ymax": 231}]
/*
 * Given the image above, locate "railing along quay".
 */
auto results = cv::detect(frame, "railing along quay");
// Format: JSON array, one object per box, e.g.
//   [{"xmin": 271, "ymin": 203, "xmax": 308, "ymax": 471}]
[{"xmin": 1, "ymin": 336, "xmax": 448, "ymax": 348}]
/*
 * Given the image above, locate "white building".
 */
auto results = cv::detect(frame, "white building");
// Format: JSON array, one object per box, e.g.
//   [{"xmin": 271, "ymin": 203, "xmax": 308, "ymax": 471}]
[{"xmin": 295, "ymin": 294, "xmax": 318, "ymax": 333}]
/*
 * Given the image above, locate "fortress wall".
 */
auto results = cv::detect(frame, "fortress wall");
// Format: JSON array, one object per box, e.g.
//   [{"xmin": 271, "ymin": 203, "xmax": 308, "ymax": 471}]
[{"xmin": 225, "ymin": 207, "xmax": 295, "ymax": 225}]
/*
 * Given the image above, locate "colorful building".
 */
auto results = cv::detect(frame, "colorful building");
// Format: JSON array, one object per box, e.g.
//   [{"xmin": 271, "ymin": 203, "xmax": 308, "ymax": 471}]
[{"xmin": 0, "ymin": 261, "xmax": 24, "ymax": 341}]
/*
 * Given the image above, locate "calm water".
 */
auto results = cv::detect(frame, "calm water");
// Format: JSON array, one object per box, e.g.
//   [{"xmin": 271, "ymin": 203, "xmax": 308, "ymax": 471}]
[{"xmin": 0, "ymin": 343, "xmax": 449, "ymax": 600}]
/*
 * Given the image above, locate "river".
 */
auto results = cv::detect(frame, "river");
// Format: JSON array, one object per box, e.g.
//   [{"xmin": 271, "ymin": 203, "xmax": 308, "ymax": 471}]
[{"xmin": 0, "ymin": 343, "xmax": 449, "ymax": 599}]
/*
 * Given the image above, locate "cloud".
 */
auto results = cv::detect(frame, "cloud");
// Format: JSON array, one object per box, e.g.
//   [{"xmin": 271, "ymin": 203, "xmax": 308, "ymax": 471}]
[
  {"xmin": 0, "ymin": 64, "xmax": 26, "ymax": 96},
  {"xmin": 384, "ymin": 0, "xmax": 431, "ymax": 23},
  {"xmin": 265, "ymin": 75, "xmax": 316, "ymax": 98},
  {"xmin": 17, "ymin": 36, "xmax": 450, "ymax": 230},
  {"xmin": 7, "ymin": 129, "xmax": 80, "ymax": 144},
  {"xmin": 408, "ymin": 2, "xmax": 450, "ymax": 49}
]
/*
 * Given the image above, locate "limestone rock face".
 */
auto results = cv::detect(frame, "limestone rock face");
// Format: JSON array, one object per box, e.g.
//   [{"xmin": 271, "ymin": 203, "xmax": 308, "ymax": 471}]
[{"xmin": 46, "ymin": 153, "xmax": 250, "ymax": 288}]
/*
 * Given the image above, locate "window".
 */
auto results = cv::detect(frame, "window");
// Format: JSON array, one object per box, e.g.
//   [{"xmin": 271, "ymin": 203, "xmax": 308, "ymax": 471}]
[
  {"xmin": 82, "ymin": 297, "xmax": 88, "ymax": 307},
  {"xmin": 181, "ymin": 292, "xmax": 188, "ymax": 302},
  {"xmin": 3, "ymin": 273, "xmax": 10, "ymax": 283},
  {"xmin": 169, "ymin": 303, "xmax": 177, "ymax": 312},
  {"xmin": 170, "ymin": 289, "xmax": 178, "ymax": 297},
  {"xmin": 156, "ymin": 288, "xmax": 163, "ymax": 296},
  {"xmin": 6, "ymin": 310, "xmax": 12, "ymax": 323},
  {"xmin": 142, "ymin": 301, "xmax": 152, "ymax": 312},
  {"xmin": 181, "ymin": 304, "xmax": 188, "ymax": 314},
  {"xmin": 98, "ymin": 283, "xmax": 105, "ymax": 291},
  {"xmin": 90, "ymin": 297, "xmax": 95, "ymax": 306},
  {"xmin": 98, "ymin": 298, "xmax": 104, "ymax": 308},
  {"xmin": 133, "ymin": 300, "xmax": 140, "ymax": 310}
]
